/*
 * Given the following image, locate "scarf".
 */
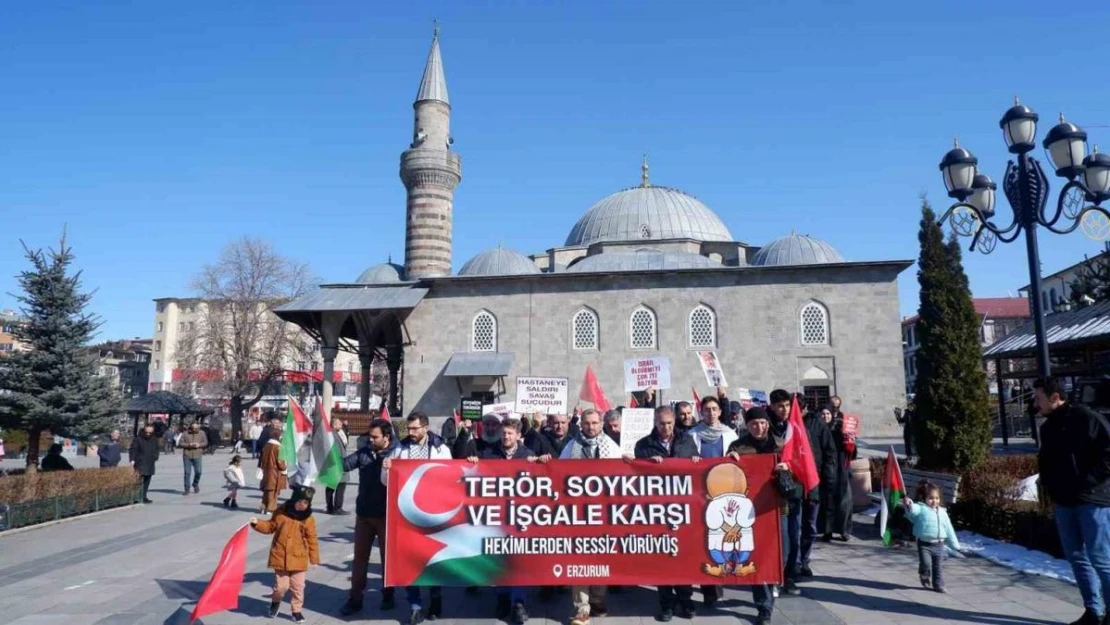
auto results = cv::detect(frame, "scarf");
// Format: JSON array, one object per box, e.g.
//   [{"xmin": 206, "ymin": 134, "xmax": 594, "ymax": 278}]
[
  {"xmin": 697, "ymin": 420, "xmax": 729, "ymax": 444},
  {"xmin": 567, "ymin": 431, "xmax": 618, "ymax": 459}
]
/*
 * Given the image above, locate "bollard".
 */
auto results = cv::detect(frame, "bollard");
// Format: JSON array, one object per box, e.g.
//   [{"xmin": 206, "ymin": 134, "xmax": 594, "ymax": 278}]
[{"xmin": 850, "ymin": 458, "xmax": 872, "ymax": 511}]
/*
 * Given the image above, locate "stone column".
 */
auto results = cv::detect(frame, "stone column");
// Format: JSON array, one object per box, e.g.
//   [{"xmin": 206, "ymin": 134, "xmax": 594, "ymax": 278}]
[
  {"xmin": 360, "ymin": 353, "xmax": 373, "ymax": 412},
  {"xmin": 321, "ymin": 345, "xmax": 338, "ymax": 419},
  {"xmin": 387, "ymin": 345, "xmax": 402, "ymax": 417}
]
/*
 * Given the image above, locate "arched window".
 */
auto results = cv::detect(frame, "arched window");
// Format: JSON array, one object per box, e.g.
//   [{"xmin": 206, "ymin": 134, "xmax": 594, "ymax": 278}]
[
  {"xmin": 472, "ymin": 310, "xmax": 497, "ymax": 352},
  {"xmin": 571, "ymin": 308, "xmax": 599, "ymax": 351},
  {"xmin": 800, "ymin": 302, "xmax": 830, "ymax": 346},
  {"xmin": 630, "ymin": 306, "xmax": 657, "ymax": 349},
  {"xmin": 688, "ymin": 305, "xmax": 716, "ymax": 348}
]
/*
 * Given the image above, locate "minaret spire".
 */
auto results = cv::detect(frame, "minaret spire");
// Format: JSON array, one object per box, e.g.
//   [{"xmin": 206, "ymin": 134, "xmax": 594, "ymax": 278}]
[
  {"xmin": 641, "ymin": 153, "xmax": 650, "ymax": 188},
  {"xmin": 415, "ymin": 23, "xmax": 449, "ymax": 105}
]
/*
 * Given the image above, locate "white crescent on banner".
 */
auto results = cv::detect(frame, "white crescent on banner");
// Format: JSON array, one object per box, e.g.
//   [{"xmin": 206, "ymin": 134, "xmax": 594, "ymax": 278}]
[{"xmin": 398, "ymin": 463, "xmax": 462, "ymax": 528}]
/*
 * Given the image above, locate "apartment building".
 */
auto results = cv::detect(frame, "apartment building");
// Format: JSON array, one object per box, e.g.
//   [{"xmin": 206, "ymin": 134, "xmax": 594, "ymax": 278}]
[
  {"xmin": 91, "ymin": 339, "xmax": 152, "ymax": 398},
  {"xmin": 0, "ymin": 309, "xmax": 28, "ymax": 355}
]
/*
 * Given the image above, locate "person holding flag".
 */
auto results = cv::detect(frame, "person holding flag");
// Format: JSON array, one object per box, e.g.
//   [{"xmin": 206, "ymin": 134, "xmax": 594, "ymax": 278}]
[
  {"xmin": 789, "ymin": 393, "xmax": 836, "ymax": 582},
  {"xmin": 259, "ymin": 420, "xmax": 287, "ymax": 514},
  {"xmin": 381, "ymin": 411, "xmax": 453, "ymax": 625},
  {"xmin": 250, "ymin": 485, "xmax": 321, "ymax": 623},
  {"xmin": 324, "ymin": 416, "xmax": 350, "ymax": 515}
]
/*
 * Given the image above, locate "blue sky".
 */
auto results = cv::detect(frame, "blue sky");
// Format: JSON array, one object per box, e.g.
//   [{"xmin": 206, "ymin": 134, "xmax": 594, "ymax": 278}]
[{"xmin": 3, "ymin": 1, "xmax": 1109, "ymax": 339}]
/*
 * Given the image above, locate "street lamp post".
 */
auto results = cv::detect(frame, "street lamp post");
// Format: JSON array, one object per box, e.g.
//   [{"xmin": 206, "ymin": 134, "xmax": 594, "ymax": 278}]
[{"xmin": 937, "ymin": 100, "xmax": 1110, "ymax": 442}]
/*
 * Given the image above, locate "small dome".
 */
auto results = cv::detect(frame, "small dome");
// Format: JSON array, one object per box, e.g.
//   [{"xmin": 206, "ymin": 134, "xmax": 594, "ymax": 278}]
[
  {"xmin": 458, "ymin": 247, "xmax": 541, "ymax": 277},
  {"xmin": 356, "ymin": 263, "xmax": 404, "ymax": 284},
  {"xmin": 565, "ymin": 186, "xmax": 733, "ymax": 247},
  {"xmin": 751, "ymin": 233, "xmax": 844, "ymax": 267},
  {"xmin": 566, "ymin": 249, "xmax": 722, "ymax": 273}
]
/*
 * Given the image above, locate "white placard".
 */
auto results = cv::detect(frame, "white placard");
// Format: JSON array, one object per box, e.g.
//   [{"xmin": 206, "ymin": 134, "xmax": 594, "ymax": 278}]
[
  {"xmin": 481, "ymin": 401, "xmax": 516, "ymax": 418},
  {"xmin": 623, "ymin": 356, "xmax": 672, "ymax": 392},
  {"xmin": 697, "ymin": 351, "xmax": 728, "ymax": 388},
  {"xmin": 515, "ymin": 377, "xmax": 569, "ymax": 415},
  {"xmin": 619, "ymin": 408, "xmax": 656, "ymax": 456}
]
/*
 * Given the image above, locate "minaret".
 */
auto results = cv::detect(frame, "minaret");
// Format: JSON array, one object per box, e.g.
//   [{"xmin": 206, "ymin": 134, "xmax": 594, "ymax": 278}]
[{"xmin": 401, "ymin": 25, "xmax": 462, "ymax": 279}]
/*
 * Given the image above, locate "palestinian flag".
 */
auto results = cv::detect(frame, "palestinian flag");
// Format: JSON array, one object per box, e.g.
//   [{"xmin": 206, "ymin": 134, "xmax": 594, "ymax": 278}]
[
  {"xmin": 879, "ymin": 445, "xmax": 906, "ymax": 546},
  {"xmin": 309, "ymin": 399, "xmax": 345, "ymax": 490},
  {"xmin": 280, "ymin": 396, "xmax": 311, "ymax": 469}
]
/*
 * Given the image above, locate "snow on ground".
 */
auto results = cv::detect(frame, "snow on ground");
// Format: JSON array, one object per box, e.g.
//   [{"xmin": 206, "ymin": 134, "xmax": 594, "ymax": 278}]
[{"xmin": 859, "ymin": 506, "xmax": 1075, "ymax": 585}]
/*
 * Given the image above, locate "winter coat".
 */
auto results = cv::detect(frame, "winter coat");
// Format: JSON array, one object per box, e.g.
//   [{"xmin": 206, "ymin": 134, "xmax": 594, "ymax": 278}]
[
  {"xmin": 527, "ymin": 430, "xmax": 572, "ymax": 459},
  {"xmin": 559, "ymin": 432, "xmax": 622, "ymax": 459},
  {"xmin": 905, "ymin": 502, "xmax": 961, "ymax": 551},
  {"xmin": 252, "ymin": 506, "xmax": 320, "ymax": 572},
  {"xmin": 179, "ymin": 430, "xmax": 209, "ymax": 459},
  {"xmin": 727, "ymin": 432, "xmax": 784, "ymax": 457},
  {"xmin": 259, "ymin": 439, "xmax": 288, "ymax": 491},
  {"xmin": 343, "ymin": 439, "xmax": 398, "ymax": 518},
  {"xmin": 41, "ymin": 453, "xmax": 74, "ymax": 472},
  {"xmin": 820, "ymin": 416, "xmax": 857, "ymax": 535},
  {"xmin": 798, "ymin": 413, "xmax": 838, "ymax": 501},
  {"xmin": 224, "ymin": 464, "xmax": 246, "ymax": 488},
  {"xmin": 687, "ymin": 422, "xmax": 739, "ymax": 458},
  {"xmin": 478, "ymin": 443, "xmax": 534, "ymax": 460},
  {"xmin": 382, "ymin": 434, "xmax": 452, "ymax": 485},
  {"xmin": 462, "ymin": 436, "xmax": 499, "ymax": 459},
  {"xmin": 97, "ymin": 441, "xmax": 122, "ymax": 468},
  {"xmin": 1038, "ymin": 402, "xmax": 1110, "ymax": 507},
  {"xmin": 129, "ymin": 434, "xmax": 160, "ymax": 476},
  {"xmin": 333, "ymin": 429, "xmax": 350, "ymax": 484},
  {"xmin": 634, "ymin": 429, "xmax": 699, "ymax": 460}
]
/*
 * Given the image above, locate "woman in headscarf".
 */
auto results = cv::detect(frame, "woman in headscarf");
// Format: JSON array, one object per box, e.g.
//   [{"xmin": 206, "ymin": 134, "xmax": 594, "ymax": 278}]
[{"xmin": 818, "ymin": 406, "xmax": 856, "ymax": 542}]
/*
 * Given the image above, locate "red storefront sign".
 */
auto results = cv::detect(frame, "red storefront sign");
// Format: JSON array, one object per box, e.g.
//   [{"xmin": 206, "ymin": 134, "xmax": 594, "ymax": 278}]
[{"xmin": 385, "ymin": 456, "xmax": 783, "ymax": 587}]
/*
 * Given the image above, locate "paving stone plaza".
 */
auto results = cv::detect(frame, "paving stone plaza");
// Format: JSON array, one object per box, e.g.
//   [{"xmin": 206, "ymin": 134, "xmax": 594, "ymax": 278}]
[{"xmin": 0, "ymin": 452, "xmax": 1083, "ymax": 625}]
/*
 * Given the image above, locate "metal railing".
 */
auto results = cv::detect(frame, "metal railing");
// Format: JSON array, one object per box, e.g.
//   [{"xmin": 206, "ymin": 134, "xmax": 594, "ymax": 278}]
[{"xmin": 0, "ymin": 482, "xmax": 142, "ymax": 532}]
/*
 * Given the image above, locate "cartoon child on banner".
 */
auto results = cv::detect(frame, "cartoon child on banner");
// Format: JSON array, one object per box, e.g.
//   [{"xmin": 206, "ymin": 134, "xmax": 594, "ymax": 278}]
[{"xmin": 702, "ymin": 463, "xmax": 757, "ymax": 577}]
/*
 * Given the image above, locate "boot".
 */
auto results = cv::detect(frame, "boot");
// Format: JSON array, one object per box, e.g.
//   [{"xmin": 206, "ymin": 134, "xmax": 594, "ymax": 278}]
[
  {"xmin": 222, "ymin": 497, "xmax": 230, "ymax": 508},
  {"xmin": 408, "ymin": 608, "xmax": 425, "ymax": 625},
  {"xmin": 496, "ymin": 594, "xmax": 511, "ymax": 620},
  {"xmin": 380, "ymin": 588, "xmax": 395, "ymax": 611},
  {"xmin": 427, "ymin": 595, "xmax": 442, "ymax": 620},
  {"xmin": 267, "ymin": 601, "xmax": 280, "ymax": 619},
  {"xmin": 230, "ymin": 500, "xmax": 239, "ymax": 509},
  {"xmin": 511, "ymin": 601, "xmax": 528, "ymax": 624}
]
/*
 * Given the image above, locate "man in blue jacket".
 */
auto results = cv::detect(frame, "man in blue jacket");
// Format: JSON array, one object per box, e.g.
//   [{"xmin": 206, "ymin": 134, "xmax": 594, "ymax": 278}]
[
  {"xmin": 1036, "ymin": 377, "xmax": 1110, "ymax": 625},
  {"xmin": 339, "ymin": 418, "xmax": 398, "ymax": 617}
]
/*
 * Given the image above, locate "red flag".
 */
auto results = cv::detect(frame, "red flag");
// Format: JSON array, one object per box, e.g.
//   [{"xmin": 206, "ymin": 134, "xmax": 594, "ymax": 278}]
[
  {"xmin": 629, "ymin": 394, "xmax": 639, "ymax": 408},
  {"xmin": 579, "ymin": 366, "xmax": 611, "ymax": 413},
  {"xmin": 691, "ymin": 387, "xmax": 702, "ymax": 413},
  {"xmin": 779, "ymin": 396, "xmax": 820, "ymax": 494},
  {"xmin": 380, "ymin": 403, "xmax": 390, "ymax": 422},
  {"xmin": 190, "ymin": 524, "xmax": 249, "ymax": 622}
]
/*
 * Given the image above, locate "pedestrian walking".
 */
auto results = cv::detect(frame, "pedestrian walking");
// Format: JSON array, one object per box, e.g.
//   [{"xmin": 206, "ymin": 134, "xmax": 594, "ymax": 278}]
[
  {"xmin": 259, "ymin": 423, "xmax": 287, "ymax": 514},
  {"xmin": 324, "ymin": 417, "xmax": 350, "ymax": 515},
  {"xmin": 819, "ymin": 406, "xmax": 856, "ymax": 542},
  {"xmin": 1035, "ymin": 376, "xmax": 1110, "ymax": 625},
  {"xmin": 223, "ymin": 454, "xmax": 245, "ymax": 509},
  {"xmin": 41, "ymin": 443, "xmax": 74, "ymax": 471},
  {"xmin": 129, "ymin": 424, "xmax": 160, "ymax": 503},
  {"xmin": 0, "ymin": 436, "xmax": 6, "ymax": 462},
  {"xmin": 902, "ymin": 482, "xmax": 960, "ymax": 593},
  {"xmin": 628, "ymin": 406, "xmax": 701, "ymax": 622},
  {"xmin": 467, "ymin": 417, "xmax": 543, "ymax": 624},
  {"xmin": 250, "ymin": 485, "xmax": 320, "ymax": 623},
  {"xmin": 179, "ymin": 422, "xmax": 208, "ymax": 495},
  {"xmin": 249, "ymin": 420, "xmax": 264, "ymax": 459},
  {"xmin": 383, "ymin": 412, "xmax": 453, "ymax": 624},
  {"xmin": 559, "ymin": 408, "xmax": 621, "ymax": 625},
  {"xmin": 339, "ymin": 416, "xmax": 398, "ymax": 617},
  {"xmin": 97, "ymin": 430, "xmax": 123, "ymax": 468}
]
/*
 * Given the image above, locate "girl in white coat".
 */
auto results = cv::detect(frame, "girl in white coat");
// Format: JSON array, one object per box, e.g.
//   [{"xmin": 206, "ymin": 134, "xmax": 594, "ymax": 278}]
[{"xmin": 223, "ymin": 454, "xmax": 246, "ymax": 509}]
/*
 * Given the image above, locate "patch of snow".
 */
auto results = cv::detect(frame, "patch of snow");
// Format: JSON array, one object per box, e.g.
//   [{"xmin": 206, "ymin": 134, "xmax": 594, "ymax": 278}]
[{"xmin": 957, "ymin": 530, "xmax": 1075, "ymax": 585}]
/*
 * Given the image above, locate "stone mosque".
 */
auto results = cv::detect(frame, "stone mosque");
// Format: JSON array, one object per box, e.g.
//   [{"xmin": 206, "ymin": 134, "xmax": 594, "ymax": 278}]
[{"xmin": 274, "ymin": 30, "xmax": 910, "ymax": 437}]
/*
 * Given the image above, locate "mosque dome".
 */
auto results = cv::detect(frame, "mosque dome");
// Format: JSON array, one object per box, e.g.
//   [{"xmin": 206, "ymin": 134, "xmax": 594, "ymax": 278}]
[
  {"xmin": 356, "ymin": 262, "xmax": 405, "ymax": 284},
  {"xmin": 565, "ymin": 183, "xmax": 733, "ymax": 247},
  {"xmin": 750, "ymin": 233, "xmax": 844, "ymax": 267},
  {"xmin": 566, "ymin": 249, "xmax": 723, "ymax": 273},
  {"xmin": 458, "ymin": 246, "xmax": 541, "ymax": 277}
]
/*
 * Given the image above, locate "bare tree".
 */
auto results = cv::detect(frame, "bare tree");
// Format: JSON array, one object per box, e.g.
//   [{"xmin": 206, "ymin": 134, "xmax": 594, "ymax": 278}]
[{"xmin": 174, "ymin": 238, "xmax": 314, "ymax": 441}]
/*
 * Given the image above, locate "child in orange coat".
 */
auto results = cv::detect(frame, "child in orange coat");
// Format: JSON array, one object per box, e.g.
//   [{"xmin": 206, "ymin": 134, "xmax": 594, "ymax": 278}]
[{"xmin": 250, "ymin": 486, "xmax": 320, "ymax": 622}]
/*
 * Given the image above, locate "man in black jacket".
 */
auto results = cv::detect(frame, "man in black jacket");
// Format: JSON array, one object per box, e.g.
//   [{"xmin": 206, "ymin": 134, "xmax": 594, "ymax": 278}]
[
  {"xmin": 529, "ymin": 412, "xmax": 573, "ymax": 460},
  {"xmin": 339, "ymin": 418, "xmax": 399, "ymax": 616},
  {"xmin": 1035, "ymin": 377, "xmax": 1110, "ymax": 625},
  {"xmin": 629, "ymin": 406, "xmax": 700, "ymax": 621},
  {"xmin": 797, "ymin": 398, "xmax": 837, "ymax": 580},
  {"xmin": 129, "ymin": 425, "xmax": 160, "ymax": 503},
  {"xmin": 98, "ymin": 430, "xmax": 123, "ymax": 467}
]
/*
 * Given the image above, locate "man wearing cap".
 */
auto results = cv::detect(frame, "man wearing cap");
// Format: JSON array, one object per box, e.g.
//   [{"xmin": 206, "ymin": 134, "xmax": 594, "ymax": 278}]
[
  {"xmin": 727, "ymin": 406, "xmax": 788, "ymax": 625},
  {"xmin": 560, "ymin": 409, "xmax": 621, "ymax": 625},
  {"xmin": 461, "ymin": 412, "xmax": 505, "ymax": 458},
  {"xmin": 628, "ymin": 406, "xmax": 701, "ymax": 621},
  {"xmin": 530, "ymin": 412, "xmax": 573, "ymax": 461},
  {"xmin": 382, "ymin": 412, "xmax": 453, "ymax": 625}
]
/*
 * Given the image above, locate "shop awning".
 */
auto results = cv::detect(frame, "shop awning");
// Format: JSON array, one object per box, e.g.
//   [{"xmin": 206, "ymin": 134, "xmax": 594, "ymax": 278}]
[{"xmin": 443, "ymin": 352, "xmax": 514, "ymax": 377}]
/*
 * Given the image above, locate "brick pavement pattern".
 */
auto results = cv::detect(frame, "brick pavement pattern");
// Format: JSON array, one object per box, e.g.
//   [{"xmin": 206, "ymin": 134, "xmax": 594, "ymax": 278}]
[{"xmin": 0, "ymin": 453, "xmax": 1083, "ymax": 625}]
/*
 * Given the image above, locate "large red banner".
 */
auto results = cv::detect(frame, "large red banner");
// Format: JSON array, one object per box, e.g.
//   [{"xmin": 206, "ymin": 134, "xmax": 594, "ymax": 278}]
[{"xmin": 385, "ymin": 456, "xmax": 783, "ymax": 587}]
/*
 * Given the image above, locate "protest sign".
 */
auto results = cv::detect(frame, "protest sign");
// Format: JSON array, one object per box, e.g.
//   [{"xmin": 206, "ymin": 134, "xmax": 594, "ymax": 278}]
[
  {"xmin": 460, "ymin": 399, "xmax": 483, "ymax": 421},
  {"xmin": 482, "ymin": 401, "xmax": 515, "ymax": 418},
  {"xmin": 623, "ymin": 356, "xmax": 671, "ymax": 392},
  {"xmin": 697, "ymin": 351, "xmax": 728, "ymax": 388},
  {"xmin": 516, "ymin": 377, "xmax": 569, "ymax": 414},
  {"xmin": 618, "ymin": 408, "xmax": 656, "ymax": 456},
  {"xmin": 385, "ymin": 455, "xmax": 783, "ymax": 587},
  {"xmin": 843, "ymin": 414, "xmax": 860, "ymax": 437}
]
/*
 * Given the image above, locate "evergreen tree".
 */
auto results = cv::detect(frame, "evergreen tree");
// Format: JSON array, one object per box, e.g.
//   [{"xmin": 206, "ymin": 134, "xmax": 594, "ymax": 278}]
[
  {"xmin": 912, "ymin": 197, "xmax": 992, "ymax": 472},
  {"xmin": 1069, "ymin": 251, "xmax": 1110, "ymax": 307},
  {"xmin": 0, "ymin": 236, "xmax": 121, "ymax": 468}
]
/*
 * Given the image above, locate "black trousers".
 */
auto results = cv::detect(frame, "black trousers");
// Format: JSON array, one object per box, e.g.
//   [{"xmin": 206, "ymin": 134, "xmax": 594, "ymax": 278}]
[
  {"xmin": 658, "ymin": 585, "xmax": 694, "ymax": 610},
  {"xmin": 326, "ymin": 483, "xmax": 347, "ymax": 512},
  {"xmin": 140, "ymin": 475, "xmax": 152, "ymax": 500}
]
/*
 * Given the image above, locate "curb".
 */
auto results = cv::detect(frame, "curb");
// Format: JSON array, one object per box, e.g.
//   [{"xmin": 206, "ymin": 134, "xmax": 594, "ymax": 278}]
[{"xmin": 0, "ymin": 503, "xmax": 142, "ymax": 538}]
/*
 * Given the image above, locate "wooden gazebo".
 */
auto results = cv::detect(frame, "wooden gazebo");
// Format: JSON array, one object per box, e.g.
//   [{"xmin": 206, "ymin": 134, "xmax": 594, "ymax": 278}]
[{"xmin": 123, "ymin": 391, "xmax": 214, "ymax": 437}]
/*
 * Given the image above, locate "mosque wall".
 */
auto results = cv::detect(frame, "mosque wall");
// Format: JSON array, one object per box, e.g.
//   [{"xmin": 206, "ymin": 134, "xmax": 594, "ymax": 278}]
[{"xmin": 401, "ymin": 264, "xmax": 908, "ymax": 437}]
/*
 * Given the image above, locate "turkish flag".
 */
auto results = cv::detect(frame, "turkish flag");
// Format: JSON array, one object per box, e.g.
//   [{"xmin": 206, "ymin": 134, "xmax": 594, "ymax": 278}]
[
  {"xmin": 629, "ymin": 394, "xmax": 639, "ymax": 408},
  {"xmin": 780, "ymin": 396, "xmax": 820, "ymax": 494},
  {"xmin": 579, "ymin": 366, "xmax": 611, "ymax": 413},
  {"xmin": 380, "ymin": 403, "xmax": 390, "ymax": 422},
  {"xmin": 190, "ymin": 524, "xmax": 249, "ymax": 622},
  {"xmin": 691, "ymin": 387, "xmax": 702, "ymax": 413}
]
